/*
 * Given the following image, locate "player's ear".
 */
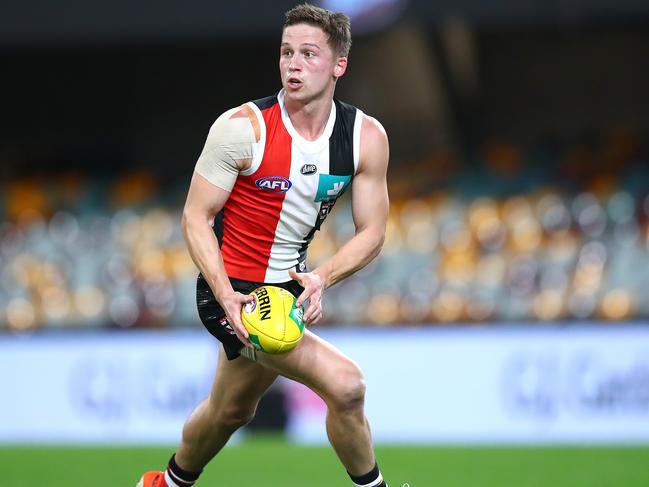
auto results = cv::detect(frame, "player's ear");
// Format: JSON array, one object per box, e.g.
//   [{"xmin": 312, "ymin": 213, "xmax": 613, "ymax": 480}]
[{"xmin": 333, "ymin": 56, "xmax": 347, "ymax": 78}]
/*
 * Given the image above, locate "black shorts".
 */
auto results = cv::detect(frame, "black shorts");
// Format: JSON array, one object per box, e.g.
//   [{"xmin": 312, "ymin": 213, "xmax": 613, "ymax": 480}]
[{"xmin": 196, "ymin": 273, "xmax": 304, "ymax": 360}]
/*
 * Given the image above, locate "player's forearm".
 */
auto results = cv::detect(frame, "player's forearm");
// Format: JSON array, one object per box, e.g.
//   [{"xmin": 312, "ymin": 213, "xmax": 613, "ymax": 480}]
[
  {"xmin": 314, "ymin": 225, "xmax": 385, "ymax": 289},
  {"xmin": 181, "ymin": 212, "xmax": 233, "ymax": 301}
]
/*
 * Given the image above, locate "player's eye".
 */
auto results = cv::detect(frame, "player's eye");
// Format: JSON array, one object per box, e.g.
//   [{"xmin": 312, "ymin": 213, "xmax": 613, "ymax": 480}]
[
  {"xmin": 282, "ymin": 50, "xmax": 292, "ymax": 57},
  {"xmin": 304, "ymin": 51, "xmax": 315, "ymax": 58}
]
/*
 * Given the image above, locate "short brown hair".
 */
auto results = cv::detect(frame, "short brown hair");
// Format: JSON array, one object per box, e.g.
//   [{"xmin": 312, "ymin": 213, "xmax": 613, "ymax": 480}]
[{"xmin": 284, "ymin": 3, "xmax": 352, "ymax": 57}]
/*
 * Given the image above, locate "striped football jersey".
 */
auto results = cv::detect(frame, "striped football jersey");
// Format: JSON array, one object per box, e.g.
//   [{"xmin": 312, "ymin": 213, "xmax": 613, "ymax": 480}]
[{"xmin": 214, "ymin": 89, "xmax": 364, "ymax": 283}]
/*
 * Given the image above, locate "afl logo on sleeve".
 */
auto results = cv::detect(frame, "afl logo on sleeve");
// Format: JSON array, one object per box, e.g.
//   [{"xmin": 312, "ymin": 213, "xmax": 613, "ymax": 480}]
[{"xmin": 256, "ymin": 176, "xmax": 292, "ymax": 193}]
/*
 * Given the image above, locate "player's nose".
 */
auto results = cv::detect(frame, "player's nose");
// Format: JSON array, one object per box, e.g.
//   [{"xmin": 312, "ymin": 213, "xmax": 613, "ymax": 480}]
[{"xmin": 287, "ymin": 55, "xmax": 302, "ymax": 71}]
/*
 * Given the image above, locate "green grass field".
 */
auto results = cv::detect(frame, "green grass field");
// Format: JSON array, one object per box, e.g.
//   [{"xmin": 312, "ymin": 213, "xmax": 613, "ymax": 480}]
[{"xmin": 2, "ymin": 437, "xmax": 648, "ymax": 487}]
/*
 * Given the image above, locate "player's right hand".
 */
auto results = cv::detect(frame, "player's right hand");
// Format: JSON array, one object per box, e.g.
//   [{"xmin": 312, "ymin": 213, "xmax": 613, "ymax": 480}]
[{"xmin": 219, "ymin": 291, "xmax": 255, "ymax": 348}]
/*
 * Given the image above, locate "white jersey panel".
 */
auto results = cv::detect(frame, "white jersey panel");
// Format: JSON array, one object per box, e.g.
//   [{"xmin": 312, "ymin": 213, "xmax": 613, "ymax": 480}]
[{"xmin": 264, "ymin": 143, "xmax": 331, "ymax": 282}]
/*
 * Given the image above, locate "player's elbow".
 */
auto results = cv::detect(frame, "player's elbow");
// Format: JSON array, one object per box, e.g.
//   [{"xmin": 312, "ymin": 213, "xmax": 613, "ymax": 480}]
[
  {"xmin": 368, "ymin": 225, "xmax": 386, "ymax": 259},
  {"xmin": 356, "ymin": 226, "xmax": 385, "ymax": 265},
  {"xmin": 375, "ymin": 229, "xmax": 386, "ymax": 253},
  {"xmin": 181, "ymin": 207, "xmax": 209, "ymax": 240},
  {"xmin": 180, "ymin": 209, "xmax": 193, "ymax": 238},
  {"xmin": 180, "ymin": 205, "xmax": 214, "ymax": 231}
]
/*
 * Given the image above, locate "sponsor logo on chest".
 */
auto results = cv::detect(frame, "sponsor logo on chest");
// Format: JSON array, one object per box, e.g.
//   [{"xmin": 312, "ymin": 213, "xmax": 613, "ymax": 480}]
[
  {"xmin": 314, "ymin": 174, "xmax": 352, "ymax": 202},
  {"xmin": 255, "ymin": 176, "xmax": 292, "ymax": 193},
  {"xmin": 300, "ymin": 164, "xmax": 317, "ymax": 175}
]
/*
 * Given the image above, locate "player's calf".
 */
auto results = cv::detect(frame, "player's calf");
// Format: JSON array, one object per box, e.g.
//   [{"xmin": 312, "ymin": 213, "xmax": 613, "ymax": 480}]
[{"xmin": 175, "ymin": 400, "xmax": 257, "ymax": 472}]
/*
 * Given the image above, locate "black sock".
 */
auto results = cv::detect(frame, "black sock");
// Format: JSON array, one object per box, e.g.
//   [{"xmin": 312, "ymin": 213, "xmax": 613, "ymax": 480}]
[
  {"xmin": 348, "ymin": 462, "xmax": 387, "ymax": 487},
  {"xmin": 166, "ymin": 453, "xmax": 202, "ymax": 487}
]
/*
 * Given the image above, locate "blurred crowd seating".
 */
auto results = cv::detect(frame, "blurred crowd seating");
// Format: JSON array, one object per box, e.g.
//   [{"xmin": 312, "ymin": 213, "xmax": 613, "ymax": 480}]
[{"xmin": 2, "ymin": 135, "xmax": 649, "ymax": 331}]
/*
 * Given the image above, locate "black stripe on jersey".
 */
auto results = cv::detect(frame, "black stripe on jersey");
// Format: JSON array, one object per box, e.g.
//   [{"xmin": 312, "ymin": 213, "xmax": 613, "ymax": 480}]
[
  {"xmin": 252, "ymin": 94, "xmax": 279, "ymax": 110},
  {"xmin": 329, "ymin": 99, "xmax": 357, "ymax": 177},
  {"xmin": 294, "ymin": 100, "xmax": 359, "ymax": 273},
  {"xmin": 295, "ymin": 232, "xmax": 310, "ymax": 274}
]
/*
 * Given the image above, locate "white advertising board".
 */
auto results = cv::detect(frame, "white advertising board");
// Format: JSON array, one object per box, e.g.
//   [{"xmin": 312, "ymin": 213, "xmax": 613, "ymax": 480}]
[
  {"xmin": 287, "ymin": 326, "xmax": 649, "ymax": 444},
  {"xmin": 0, "ymin": 332, "xmax": 217, "ymax": 443},
  {"xmin": 1, "ymin": 326, "xmax": 648, "ymax": 444}
]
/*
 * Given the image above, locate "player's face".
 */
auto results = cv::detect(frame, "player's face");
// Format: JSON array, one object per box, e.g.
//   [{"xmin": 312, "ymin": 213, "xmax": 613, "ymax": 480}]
[{"xmin": 279, "ymin": 23, "xmax": 347, "ymax": 104}]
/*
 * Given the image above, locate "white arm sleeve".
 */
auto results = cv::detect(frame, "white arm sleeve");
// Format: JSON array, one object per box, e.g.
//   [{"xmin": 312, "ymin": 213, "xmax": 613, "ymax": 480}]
[{"xmin": 194, "ymin": 108, "xmax": 258, "ymax": 192}]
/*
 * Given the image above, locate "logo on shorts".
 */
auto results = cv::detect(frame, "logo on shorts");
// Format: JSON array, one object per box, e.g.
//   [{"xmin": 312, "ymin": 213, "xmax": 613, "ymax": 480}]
[
  {"xmin": 256, "ymin": 176, "xmax": 292, "ymax": 193},
  {"xmin": 300, "ymin": 164, "xmax": 317, "ymax": 175},
  {"xmin": 219, "ymin": 317, "xmax": 235, "ymax": 335}
]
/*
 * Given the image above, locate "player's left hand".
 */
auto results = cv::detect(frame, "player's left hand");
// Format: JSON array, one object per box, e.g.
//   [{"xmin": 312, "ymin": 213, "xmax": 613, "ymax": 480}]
[{"xmin": 289, "ymin": 269, "xmax": 324, "ymax": 325}]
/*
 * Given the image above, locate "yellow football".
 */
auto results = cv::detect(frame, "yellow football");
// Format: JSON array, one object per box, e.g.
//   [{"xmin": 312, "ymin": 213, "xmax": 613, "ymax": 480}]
[{"xmin": 241, "ymin": 285, "xmax": 305, "ymax": 354}]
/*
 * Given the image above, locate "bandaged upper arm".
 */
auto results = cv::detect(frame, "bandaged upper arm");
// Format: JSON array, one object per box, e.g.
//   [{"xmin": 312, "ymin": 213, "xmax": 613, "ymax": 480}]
[{"xmin": 194, "ymin": 108, "xmax": 257, "ymax": 192}]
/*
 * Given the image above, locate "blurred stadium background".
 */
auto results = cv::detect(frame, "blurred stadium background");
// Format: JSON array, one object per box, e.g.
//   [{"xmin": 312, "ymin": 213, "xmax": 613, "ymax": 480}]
[{"xmin": 2, "ymin": 0, "xmax": 649, "ymax": 486}]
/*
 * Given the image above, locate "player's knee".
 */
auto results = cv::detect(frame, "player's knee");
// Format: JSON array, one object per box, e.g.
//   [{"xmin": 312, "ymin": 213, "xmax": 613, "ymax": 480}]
[
  {"xmin": 327, "ymin": 364, "xmax": 366, "ymax": 412},
  {"xmin": 213, "ymin": 404, "xmax": 257, "ymax": 431}
]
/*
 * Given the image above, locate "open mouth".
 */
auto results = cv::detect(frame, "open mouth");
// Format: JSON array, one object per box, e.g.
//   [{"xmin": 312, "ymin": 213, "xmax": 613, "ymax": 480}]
[{"xmin": 287, "ymin": 77, "xmax": 303, "ymax": 89}]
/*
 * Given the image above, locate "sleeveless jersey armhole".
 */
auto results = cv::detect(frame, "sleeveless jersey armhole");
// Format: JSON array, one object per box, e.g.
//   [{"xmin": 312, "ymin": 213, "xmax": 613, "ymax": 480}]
[
  {"xmin": 352, "ymin": 108, "xmax": 364, "ymax": 175},
  {"xmin": 240, "ymin": 101, "xmax": 267, "ymax": 177}
]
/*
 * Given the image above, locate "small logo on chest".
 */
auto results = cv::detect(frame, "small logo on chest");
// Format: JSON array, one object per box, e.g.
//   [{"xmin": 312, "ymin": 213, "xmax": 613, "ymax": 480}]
[{"xmin": 300, "ymin": 164, "xmax": 317, "ymax": 175}]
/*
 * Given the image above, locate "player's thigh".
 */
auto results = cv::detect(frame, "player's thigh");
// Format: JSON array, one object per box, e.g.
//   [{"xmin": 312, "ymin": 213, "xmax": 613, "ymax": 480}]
[
  {"xmin": 209, "ymin": 348, "xmax": 279, "ymax": 414},
  {"xmin": 256, "ymin": 330, "xmax": 364, "ymax": 405}
]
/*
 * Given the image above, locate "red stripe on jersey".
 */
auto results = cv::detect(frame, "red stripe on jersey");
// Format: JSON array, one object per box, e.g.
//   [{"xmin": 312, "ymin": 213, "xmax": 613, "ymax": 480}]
[{"xmin": 220, "ymin": 102, "xmax": 291, "ymax": 282}]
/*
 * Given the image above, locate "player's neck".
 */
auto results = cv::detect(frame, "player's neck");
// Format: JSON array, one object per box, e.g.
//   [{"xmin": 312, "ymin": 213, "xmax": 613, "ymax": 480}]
[{"xmin": 284, "ymin": 95, "xmax": 333, "ymax": 141}]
